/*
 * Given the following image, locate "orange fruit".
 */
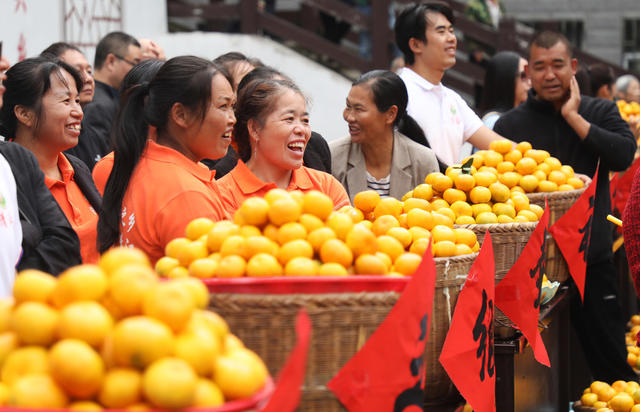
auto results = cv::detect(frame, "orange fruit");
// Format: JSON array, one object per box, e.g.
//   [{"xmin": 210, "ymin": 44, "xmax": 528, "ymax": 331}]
[
  {"xmin": 465, "ymin": 154, "xmax": 484, "ymax": 169},
  {"xmin": 341, "ymin": 206, "xmax": 365, "ymax": 223},
  {"xmin": 493, "ymin": 203, "xmax": 516, "ymax": 219},
  {"xmin": 317, "ymin": 262, "xmax": 348, "ymax": 276},
  {"xmin": 143, "ymin": 357, "xmax": 198, "ymax": 409},
  {"xmin": 193, "ymin": 379, "xmax": 224, "ymax": 407},
  {"xmin": 298, "ymin": 214, "xmax": 325, "ymax": 233},
  {"xmin": 98, "ymin": 368, "xmax": 142, "ymax": 409},
  {"xmin": 143, "ymin": 281, "xmax": 196, "ymax": 332},
  {"xmin": 489, "ymin": 139, "xmax": 512, "ymax": 154},
  {"xmin": 511, "ymin": 185, "xmax": 525, "ymax": 194},
  {"xmin": 171, "ymin": 278, "xmax": 209, "ymax": 309},
  {"xmin": 478, "ymin": 166, "xmax": 498, "ymax": 176},
  {"xmin": 532, "ymin": 170, "xmax": 546, "ymax": 181},
  {"xmin": 430, "ymin": 173, "xmax": 453, "ymax": 193},
  {"xmin": 519, "ymin": 175, "xmax": 539, "ymax": 192},
  {"xmin": 403, "ymin": 197, "xmax": 430, "ymax": 213},
  {"xmin": 430, "ymin": 198, "xmax": 450, "ymax": 210},
  {"xmin": 52, "ymin": 265, "xmax": 108, "ymax": 307},
  {"xmin": 476, "ymin": 212, "xmax": 498, "ymax": 224},
  {"xmin": 518, "ymin": 210, "xmax": 539, "ymax": 222},
  {"xmin": 2, "ymin": 346, "xmax": 49, "ymax": 385},
  {"xmin": 431, "ymin": 225, "xmax": 456, "ymax": 243},
  {"xmin": 394, "ymin": 253, "xmax": 422, "ymax": 276},
  {"xmin": 284, "ymin": 257, "xmax": 318, "ymax": 276},
  {"xmin": 307, "ymin": 227, "xmax": 337, "ymax": 253},
  {"xmin": 188, "ymin": 258, "xmax": 219, "ymax": 278},
  {"xmin": 433, "ymin": 241, "xmax": 456, "ymax": 257},
  {"xmin": 13, "ymin": 270, "xmax": 57, "ymax": 304},
  {"xmin": 473, "ymin": 171, "xmax": 497, "ymax": 187},
  {"xmin": 496, "ymin": 161, "xmax": 515, "ymax": 174},
  {"xmin": 544, "ymin": 157, "xmax": 562, "ymax": 171},
  {"xmin": 537, "ymin": 180, "xmax": 558, "ymax": 192},
  {"xmin": 536, "ymin": 162, "xmax": 551, "ymax": 175},
  {"xmin": 214, "ymin": 347, "xmax": 267, "ymax": 400},
  {"xmin": 609, "ymin": 392, "xmax": 634, "ymax": 412},
  {"xmin": 112, "ymin": 316, "xmax": 175, "ymax": 369},
  {"xmin": 469, "ymin": 186, "xmax": 492, "ymax": 204},
  {"xmin": 387, "ymin": 227, "xmax": 412, "ymax": 248},
  {"xmin": 243, "ymin": 236, "xmax": 279, "ymax": 259},
  {"xmin": 483, "ymin": 151, "xmax": 503, "ymax": 168},
  {"xmin": 354, "ymin": 254, "xmax": 388, "ymax": 275},
  {"xmin": 0, "ymin": 332, "xmax": 18, "ymax": 370},
  {"xmin": 376, "ymin": 235, "xmax": 405, "ymax": 262},
  {"xmin": 409, "ymin": 237, "xmax": 432, "ymax": 256},
  {"xmin": 155, "ymin": 257, "xmax": 181, "ymax": 277},
  {"xmin": 454, "ymin": 228, "xmax": 477, "ymax": 248},
  {"xmin": 548, "ymin": 170, "xmax": 567, "ymax": 186},
  {"xmin": 408, "ymin": 226, "xmax": 431, "ymax": 241},
  {"xmin": 68, "ymin": 401, "xmax": 102, "ymax": 411},
  {"xmin": 489, "ymin": 182, "xmax": 510, "ymax": 202},
  {"xmin": 431, "ymin": 211, "xmax": 454, "ymax": 228},
  {"xmin": 185, "ymin": 218, "xmax": 216, "ymax": 241},
  {"xmin": 450, "ymin": 201, "xmax": 473, "ymax": 218},
  {"xmin": 581, "ymin": 392, "xmax": 598, "ymax": 406},
  {"xmin": 326, "ymin": 212, "xmax": 354, "ymax": 240},
  {"xmin": 443, "ymin": 188, "xmax": 467, "ymax": 204},
  {"xmin": 353, "ymin": 190, "xmax": 381, "ymax": 213},
  {"xmin": 186, "ymin": 310, "xmax": 229, "ymax": 344},
  {"xmin": 8, "ymin": 374, "xmax": 67, "ymax": 408},
  {"xmin": 612, "ymin": 380, "xmax": 628, "ymax": 393},
  {"xmin": 598, "ymin": 385, "xmax": 616, "ymax": 402},
  {"xmin": 219, "ymin": 235, "xmax": 247, "ymax": 259},
  {"xmin": 247, "ymin": 253, "xmax": 283, "ymax": 277},
  {"xmin": 515, "ymin": 157, "xmax": 537, "ymax": 175},
  {"xmin": 455, "ymin": 215, "xmax": 476, "ymax": 225},
  {"xmin": 320, "ymin": 239, "xmax": 353, "ymax": 268},
  {"xmin": 268, "ymin": 197, "xmax": 302, "ymax": 226},
  {"xmin": 373, "ymin": 197, "xmax": 403, "ymax": 219},
  {"xmin": 504, "ymin": 150, "xmax": 523, "ymax": 164},
  {"xmin": 346, "ymin": 223, "xmax": 378, "ymax": 256},
  {"xmin": 412, "ymin": 184, "xmax": 434, "ymax": 201},
  {"xmin": 560, "ymin": 165, "xmax": 575, "ymax": 178},
  {"xmin": 0, "ymin": 299, "xmax": 12, "ymax": 334},
  {"xmin": 206, "ymin": 223, "xmax": 240, "ymax": 252},
  {"xmin": 50, "ymin": 339, "xmax": 105, "ymax": 399},
  {"xmin": 277, "ymin": 222, "xmax": 307, "ymax": 245},
  {"xmin": 277, "ymin": 239, "xmax": 314, "ymax": 265},
  {"xmin": 498, "ymin": 215, "xmax": 515, "ymax": 223},
  {"xmin": 471, "ymin": 203, "xmax": 492, "ymax": 217},
  {"xmin": 454, "ymin": 174, "xmax": 475, "ymax": 191},
  {"xmin": 175, "ymin": 240, "xmax": 209, "ymax": 267},
  {"xmin": 175, "ymin": 330, "xmax": 220, "ymax": 377},
  {"xmin": 237, "ymin": 197, "xmax": 270, "ymax": 227},
  {"xmin": 498, "ymin": 171, "xmax": 521, "ymax": 188},
  {"xmin": 372, "ymin": 214, "xmax": 400, "ymax": 236},
  {"xmin": 239, "ymin": 225, "xmax": 261, "ymax": 238},
  {"xmin": 303, "ymin": 190, "xmax": 334, "ymax": 220},
  {"xmin": 406, "ymin": 208, "xmax": 433, "ymax": 230},
  {"xmin": 11, "ymin": 301, "xmax": 59, "ymax": 346},
  {"xmin": 455, "ymin": 244, "xmax": 473, "ymax": 256},
  {"xmin": 58, "ymin": 301, "xmax": 113, "ymax": 348},
  {"xmin": 515, "ymin": 141, "xmax": 532, "ymax": 154},
  {"xmin": 99, "ymin": 247, "xmax": 150, "ymax": 276},
  {"xmin": 108, "ymin": 264, "xmax": 158, "ymax": 317},
  {"xmin": 567, "ymin": 177, "xmax": 584, "ymax": 189}
]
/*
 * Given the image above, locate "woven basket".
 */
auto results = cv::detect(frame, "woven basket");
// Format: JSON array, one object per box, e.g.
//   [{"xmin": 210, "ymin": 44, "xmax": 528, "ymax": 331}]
[
  {"xmin": 526, "ymin": 174, "xmax": 591, "ymax": 283},
  {"xmin": 571, "ymin": 400, "xmax": 595, "ymax": 411},
  {"xmin": 455, "ymin": 222, "xmax": 537, "ymax": 337},
  {"xmin": 208, "ymin": 254, "xmax": 477, "ymax": 411}
]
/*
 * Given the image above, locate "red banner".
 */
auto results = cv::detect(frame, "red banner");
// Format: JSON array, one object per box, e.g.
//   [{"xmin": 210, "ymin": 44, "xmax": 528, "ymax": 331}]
[
  {"xmin": 327, "ymin": 245, "xmax": 437, "ymax": 412},
  {"xmin": 611, "ymin": 156, "xmax": 640, "ymax": 217},
  {"xmin": 440, "ymin": 231, "xmax": 496, "ymax": 412},
  {"xmin": 261, "ymin": 309, "xmax": 311, "ymax": 412},
  {"xmin": 495, "ymin": 202, "xmax": 550, "ymax": 367},
  {"xmin": 550, "ymin": 167, "xmax": 598, "ymax": 301}
]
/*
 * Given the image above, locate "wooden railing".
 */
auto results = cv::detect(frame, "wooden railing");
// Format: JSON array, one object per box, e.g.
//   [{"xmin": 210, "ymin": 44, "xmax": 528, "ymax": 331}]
[{"xmin": 167, "ymin": 0, "xmax": 630, "ymax": 100}]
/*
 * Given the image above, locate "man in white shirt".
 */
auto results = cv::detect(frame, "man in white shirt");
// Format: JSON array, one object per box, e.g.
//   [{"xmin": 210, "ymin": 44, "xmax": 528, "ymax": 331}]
[{"xmin": 394, "ymin": 2, "xmax": 505, "ymax": 166}]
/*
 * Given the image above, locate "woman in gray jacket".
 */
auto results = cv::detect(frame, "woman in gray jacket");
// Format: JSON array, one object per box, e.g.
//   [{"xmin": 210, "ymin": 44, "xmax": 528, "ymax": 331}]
[{"xmin": 330, "ymin": 70, "xmax": 438, "ymax": 201}]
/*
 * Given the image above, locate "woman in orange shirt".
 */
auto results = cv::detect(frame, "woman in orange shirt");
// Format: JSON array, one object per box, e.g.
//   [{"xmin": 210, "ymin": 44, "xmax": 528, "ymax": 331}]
[
  {"xmin": 98, "ymin": 56, "xmax": 235, "ymax": 263},
  {"xmin": 1, "ymin": 57, "xmax": 100, "ymax": 263},
  {"xmin": 218, "ymin": 78, "xmax": 349, "ymax": 213}
]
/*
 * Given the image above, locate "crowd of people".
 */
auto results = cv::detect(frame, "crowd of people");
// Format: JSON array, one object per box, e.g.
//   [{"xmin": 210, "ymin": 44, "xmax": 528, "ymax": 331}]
[{"xmin": 0, "ymin": 0, "xmax": 639, "ymax": 387}]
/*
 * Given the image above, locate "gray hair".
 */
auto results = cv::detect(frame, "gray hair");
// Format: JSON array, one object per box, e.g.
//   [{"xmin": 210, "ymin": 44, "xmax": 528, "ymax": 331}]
[{"xmin": 615, "ymin": 74, "xmax": 639, "ymax": 94}]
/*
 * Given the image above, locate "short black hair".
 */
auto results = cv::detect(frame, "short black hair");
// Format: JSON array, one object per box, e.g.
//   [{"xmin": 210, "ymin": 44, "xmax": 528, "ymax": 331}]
[
  {"xmin": 529, "ymin": 31, "xmax": 573, "ymax": 60},
  {"xmin": 40, "ymin": 42, "xmax": 83, "ymax": 60},
  {"xmin": 94, "ymin": 31, "xmax": 141, "ymax": 70},
  {"xmin": 394, "ymin": 2, "xmax": 455, "ymax": 65}
]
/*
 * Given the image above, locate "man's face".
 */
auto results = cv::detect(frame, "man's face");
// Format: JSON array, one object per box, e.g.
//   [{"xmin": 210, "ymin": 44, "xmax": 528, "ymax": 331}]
[
  {"xmin": 527, "ymin": 42, "xmax": 577, "ymax": 103},
  {"xmin": 113, "ymin": 44, "xmax": 141, "ymax": 88},
  {"xmin": 413, "ymin": 12, "xmax": 457, "ymax": 71}
]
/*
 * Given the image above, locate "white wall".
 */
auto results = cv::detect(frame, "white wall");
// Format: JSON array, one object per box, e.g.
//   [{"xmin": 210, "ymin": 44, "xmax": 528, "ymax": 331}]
[{"xmin": 156, "ymin": 32, "xmax": 352, "ymax": 141}]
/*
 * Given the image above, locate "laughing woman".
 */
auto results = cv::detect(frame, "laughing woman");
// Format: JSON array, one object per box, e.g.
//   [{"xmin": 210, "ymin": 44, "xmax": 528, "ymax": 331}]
[
  {"xmin": 217, "ymin": 78, "xmax": 349, "ymax": 213},
  {"xmin": 1, "ymin": 57, "xmax": 101, "ymax": 263},
  {"xmin": 330, "ymin": 70, "xmax": 438, "ymax": 201},
  {"xmin": 98, "ymin": 56, "xmax": 235, "ymax": 263}
]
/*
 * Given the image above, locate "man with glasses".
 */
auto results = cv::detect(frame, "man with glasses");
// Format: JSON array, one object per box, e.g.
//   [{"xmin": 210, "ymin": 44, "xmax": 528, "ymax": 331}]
[
  {"xmin": 394, "ymin": 2, "xmax": 506, "ymax": 170},
  {"xmin": 77, "ymin": 32, "xmax": 141, "ymax": 169}
]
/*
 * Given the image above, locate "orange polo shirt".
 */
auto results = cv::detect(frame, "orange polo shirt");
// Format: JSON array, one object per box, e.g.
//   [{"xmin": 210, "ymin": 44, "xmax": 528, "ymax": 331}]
[
  {"xmin": 120, "ymin": 141, "xmax": 229, "ymax": 264},
  {"xmin": 92, "ymin": 152, "xmax": 114, "ymax": 195},
  {"xmin": 218, "ymin": 160, "xmax": 351, "ymax": 215},
  {"xmin": 45, "ymin": 154, "xmax": 99, "ymax": 263}
]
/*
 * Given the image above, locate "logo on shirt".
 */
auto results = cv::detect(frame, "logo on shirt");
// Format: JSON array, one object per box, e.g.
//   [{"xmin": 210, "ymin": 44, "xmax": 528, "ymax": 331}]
[{"xmin": 0, "ymin": 193, "xmax": 5, "ymax": 209}]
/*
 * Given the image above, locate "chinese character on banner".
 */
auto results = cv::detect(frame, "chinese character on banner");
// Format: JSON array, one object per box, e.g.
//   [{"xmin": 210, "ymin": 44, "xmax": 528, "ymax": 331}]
[
  {"xmin": 15, "ymin": 0, "xmax": 27, "ymax": 13},
  {"xmin": 495, "ymin": 202, "xmax": 551, "ymax": 367},
  {"xmin": 17, "ymin": 33, "xmax": 26, "ymax": 62},
  {"xmin": 440, "ymin": 231, "xmax": 496, "ymax": 412},
  {"xmin": 260, "ymin": 309, "xmax": 311, "ymax": 412},
  {"xmin": 549, "ymin": 166, "xmax": 599, "ymax": 301},
  {"xmin": 327, "ymin": 245, "xmax": 437, "ymax": 412}
]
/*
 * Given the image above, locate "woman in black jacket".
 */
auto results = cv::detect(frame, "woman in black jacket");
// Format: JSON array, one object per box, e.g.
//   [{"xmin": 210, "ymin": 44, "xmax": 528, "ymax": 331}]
[{"xmin": 1, "ymin": 57, "xmax": 100, "ymax": 263}]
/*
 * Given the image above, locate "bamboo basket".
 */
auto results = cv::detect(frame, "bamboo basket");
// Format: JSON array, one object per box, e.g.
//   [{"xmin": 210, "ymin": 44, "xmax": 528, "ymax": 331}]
[
  {"xmin": 526, "ymin": 174, "xmax": 591, "ymax": 283},
  {"xmin": 207, "ymin": 254, "xmax": 477, "ymax": 411},
  {"xmin": 571, "ymin": 400, "xmax": 595, "ymax": 411},
  {"xmin": 455, "ymin": 222, "xmax": 538, "ymax": 337}
]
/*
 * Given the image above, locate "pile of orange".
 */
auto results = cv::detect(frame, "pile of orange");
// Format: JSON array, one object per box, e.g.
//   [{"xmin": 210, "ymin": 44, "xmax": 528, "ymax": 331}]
[
  {"xmin": 392, "ymin": 140, "xmax": 582, "ymax": 226},
  {"xmin": 157, "ymin": 188, "xmax": 468, "ymax": 278},
  {"xmin": 580, "ymin": 380, "xmax": 640, "ymax": 412},
  {"xmin": 0, "ymin": 248, "xmax": 268, "ymax": 410},
  {"xmin": 625, "ymin": 315, "xmax": 640, "ymax": 372},
  {"xmin": 618, "ymin": 100, "xmax": 640, "ymax": 122}
]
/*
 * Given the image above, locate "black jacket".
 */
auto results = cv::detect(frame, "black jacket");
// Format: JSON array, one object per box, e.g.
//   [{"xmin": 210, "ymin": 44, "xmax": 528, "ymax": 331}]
[
  {"xmin": 494, "ymin": 91, "xmax": 636, "ymax": 264},
  {"xmin": 0, "ymin": 141, "xmax": 82, "ymax": 275},
  {"xmin": 205, "ymin": 131, "xmax": 333, "ymax": 178},
  {"xmin": 65, "ymin": 80, "xmax": 118, "ymax": 170}
]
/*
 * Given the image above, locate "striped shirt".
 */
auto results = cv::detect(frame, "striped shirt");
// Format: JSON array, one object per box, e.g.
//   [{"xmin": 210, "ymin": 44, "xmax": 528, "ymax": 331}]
[{"xmin": 366, "ymin": 171, "xmax": 391, "ymax": 197}]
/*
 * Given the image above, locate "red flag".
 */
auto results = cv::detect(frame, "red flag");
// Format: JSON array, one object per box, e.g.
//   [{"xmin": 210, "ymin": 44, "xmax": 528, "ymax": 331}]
[
  {"xmin": 611, "ymin": 157, "xmax": 640, "ymax": 217},
  {"xmin": 549, "ymin": 167, "xmax": 599, "ymax": 301},
  {"xmin": 261, "ymin": 309, "xmax": 311, "ymax": 412},
  {"xmin": 439, "ymin": 231, "xmax": 496, "ymax": 412},
  {"xmin": 495, "ymin": 202, "xmax": 551, "ymax": 367},
  {"xmin": 327, "ymin": 245, "xmax": 437, "ymax": 412}
]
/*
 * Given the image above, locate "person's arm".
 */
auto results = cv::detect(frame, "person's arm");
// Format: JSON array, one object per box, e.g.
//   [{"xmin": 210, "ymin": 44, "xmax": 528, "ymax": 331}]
[
  {"xmin": 563, "ymin": 77, "xmax": 636, "ymax": 171},
  {"xmin": 17, "ymin": 149, "xmax": 81, "ymax": 275},
  {"xmin": 623, "ymin": 167, "xmax": 640, "ymax": 296},
  {"xmin": 467, "ymin": 125, "xmax": 510, "ymax": 150}
]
